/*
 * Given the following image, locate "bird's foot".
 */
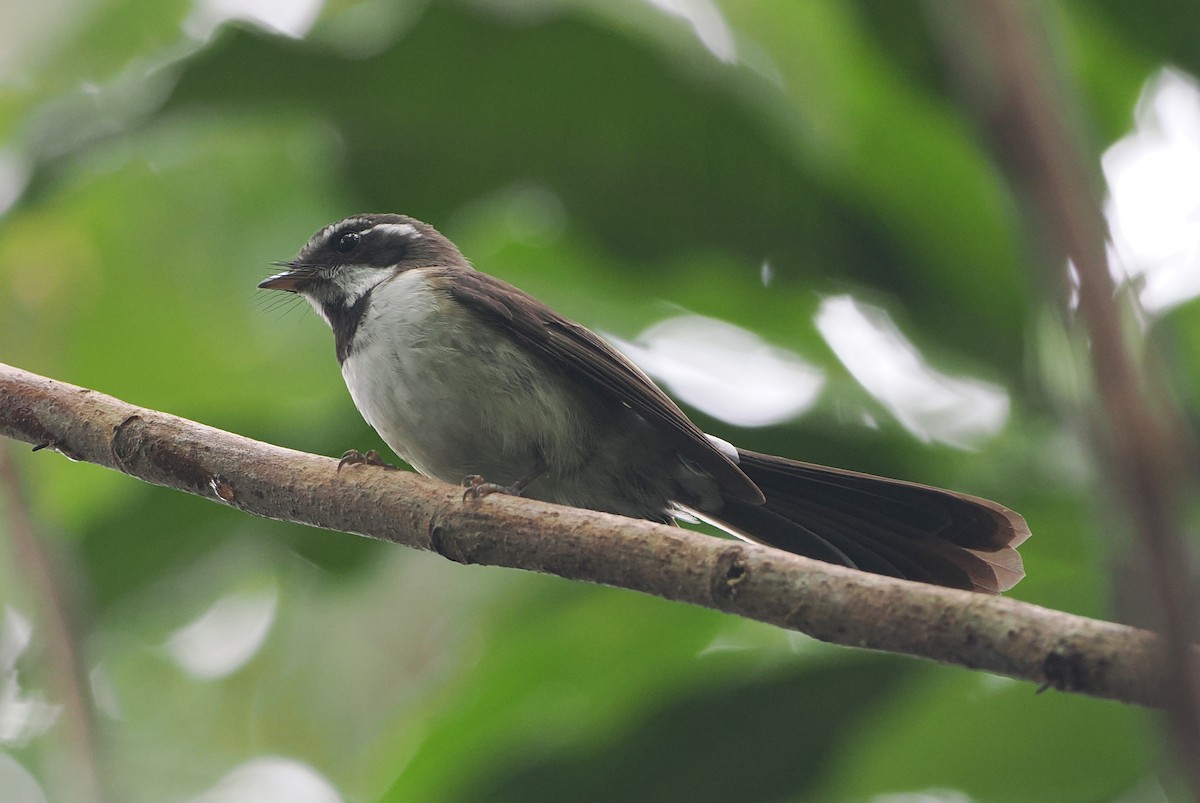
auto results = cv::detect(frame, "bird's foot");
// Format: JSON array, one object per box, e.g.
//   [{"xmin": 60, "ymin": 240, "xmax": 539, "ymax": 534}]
[
  {"xmin": 461, "ymin": 475, "xmax": 525, "ymax": 501},
  {"xmin": 337, "ymin": 449, "xmax": 395, "ymax": 473},
  {"xmin": 461, "ymin": 462, "xmax": 546, "ymax": 502}
]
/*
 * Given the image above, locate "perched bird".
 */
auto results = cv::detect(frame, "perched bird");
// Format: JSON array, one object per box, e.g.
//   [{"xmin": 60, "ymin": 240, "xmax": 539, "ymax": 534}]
[{"xmin": 260, "ymin": 214, "xmax": 1029, "ymax": 592}]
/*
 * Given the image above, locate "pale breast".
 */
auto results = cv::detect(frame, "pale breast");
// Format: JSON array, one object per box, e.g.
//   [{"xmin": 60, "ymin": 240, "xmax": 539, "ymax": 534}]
[{"xmin": 339, "ymin": 268, "xmax": 594, "ymax": 486}]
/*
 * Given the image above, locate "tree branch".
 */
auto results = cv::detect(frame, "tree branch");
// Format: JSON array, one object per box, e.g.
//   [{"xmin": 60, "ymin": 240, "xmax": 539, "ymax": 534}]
[{"xmin": 0, "ymin": 362, "xmax": 1173, "ymax": 708}]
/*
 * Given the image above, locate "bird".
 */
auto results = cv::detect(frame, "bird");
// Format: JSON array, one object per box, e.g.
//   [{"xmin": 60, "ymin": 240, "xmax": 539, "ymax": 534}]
[{"xmin": 259, "ymin": 213, "xmax": 1029, "ymax": 593}]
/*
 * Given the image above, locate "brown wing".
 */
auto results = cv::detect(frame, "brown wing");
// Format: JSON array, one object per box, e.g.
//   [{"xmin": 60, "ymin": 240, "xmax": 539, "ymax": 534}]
[{"xmin": 433, "ymin": 266, "xmax": 764, "ymax": 504}]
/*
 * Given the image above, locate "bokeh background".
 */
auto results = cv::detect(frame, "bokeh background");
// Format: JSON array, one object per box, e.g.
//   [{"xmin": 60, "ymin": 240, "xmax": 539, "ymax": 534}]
[{"xmin": 2, "ymin": 1, "xmax": 1199, "ymax": 801}]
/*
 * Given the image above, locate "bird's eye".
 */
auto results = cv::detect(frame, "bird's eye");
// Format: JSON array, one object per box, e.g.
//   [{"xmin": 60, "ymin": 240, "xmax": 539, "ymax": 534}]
[{"xmin": 334, "ymin": 231, "xmax": 361, "ymax": 253}]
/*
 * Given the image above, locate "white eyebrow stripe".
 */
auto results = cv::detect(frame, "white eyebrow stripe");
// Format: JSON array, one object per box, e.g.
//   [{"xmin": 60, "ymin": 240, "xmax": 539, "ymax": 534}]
[{"xmin": 363, "ymin": 222, "xmax": 422, "ymax": 239}]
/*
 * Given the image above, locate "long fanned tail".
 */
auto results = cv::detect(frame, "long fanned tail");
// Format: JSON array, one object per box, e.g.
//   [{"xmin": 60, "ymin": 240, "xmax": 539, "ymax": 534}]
[{"xmin": 698, "ymin": 449, "xmax": 1029, "ymax": 594}]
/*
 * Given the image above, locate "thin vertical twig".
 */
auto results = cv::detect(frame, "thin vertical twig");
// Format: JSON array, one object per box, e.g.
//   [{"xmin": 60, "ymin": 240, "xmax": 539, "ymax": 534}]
[
  {"xmin": 931, "ymin": 0, "xmax": 1200, "ymax": 790},
  {"xmin": 0, "ymin": 445, "xmax": 106, "ymax": 803}
]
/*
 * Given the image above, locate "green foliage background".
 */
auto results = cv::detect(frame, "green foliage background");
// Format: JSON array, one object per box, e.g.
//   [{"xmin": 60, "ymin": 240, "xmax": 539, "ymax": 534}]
[{"xmin": 1, "ymin": 1, "xmax": 1197, "ymax": 800}]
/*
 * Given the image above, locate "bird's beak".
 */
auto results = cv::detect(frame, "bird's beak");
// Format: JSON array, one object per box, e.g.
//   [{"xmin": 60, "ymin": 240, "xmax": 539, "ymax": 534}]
[{"xmin": 258, "ymin": 263, "xmax": 311, "ymax": 292}]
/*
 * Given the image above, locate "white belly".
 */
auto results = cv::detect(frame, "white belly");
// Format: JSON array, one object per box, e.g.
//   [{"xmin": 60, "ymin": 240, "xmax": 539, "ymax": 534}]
[{"xmin": 338, "ymin": 268, "xmax": 588, "ymax": 487}]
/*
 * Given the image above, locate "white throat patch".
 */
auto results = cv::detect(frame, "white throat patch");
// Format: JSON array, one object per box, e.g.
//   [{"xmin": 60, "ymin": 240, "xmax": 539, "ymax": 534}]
[{"xmin": 336, "ymin": 265, "xmax": 389, "ymax": 306}]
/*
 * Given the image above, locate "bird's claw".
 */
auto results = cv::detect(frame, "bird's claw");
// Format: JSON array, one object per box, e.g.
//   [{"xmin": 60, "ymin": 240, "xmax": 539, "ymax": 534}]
[
  {"xmin": 462, "ymin": 462, "xmax": 546, "ymax": 502},
  {"xmin": 337, "ymin": 449, "xmax": 394, "ymax": 472},
  {"xmin": 462, "ymin": 474, "xmax": 522, "ymax": 501}
]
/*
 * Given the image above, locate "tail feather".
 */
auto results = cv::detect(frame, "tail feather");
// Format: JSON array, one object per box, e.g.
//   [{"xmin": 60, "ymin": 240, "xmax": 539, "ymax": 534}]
[{"xmin": 700, "ymin": 449, "xmax": 1029, "ymax": 594}]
